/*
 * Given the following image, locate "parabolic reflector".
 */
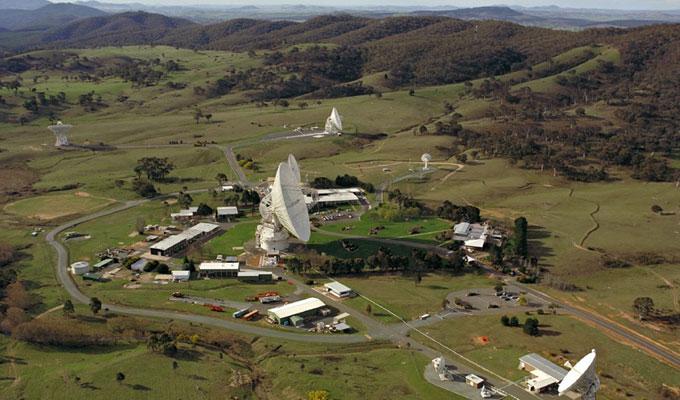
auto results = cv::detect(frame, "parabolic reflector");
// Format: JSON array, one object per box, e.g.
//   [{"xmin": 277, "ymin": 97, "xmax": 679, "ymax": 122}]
[
  {"xmin": 271, "ymin": 161, "xmax": 311, "ymax": 241},
  {"xmin": 288, "ymin": 154, "xmax": 301, "ymax": 184},
  {"xmin": 558, "ymin": 350, "xmax": 598, "ymax": 397},
  {"xmin": 330, "ymin": 107, "xmax": 342, "ymax": 131}
]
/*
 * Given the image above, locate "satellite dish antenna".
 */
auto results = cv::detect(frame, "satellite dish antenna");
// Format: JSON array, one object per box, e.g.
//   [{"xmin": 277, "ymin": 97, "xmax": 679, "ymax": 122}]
[
  {"xmin": 256, "ymin": 155, "xmax": 311, "ymax": 253},
  {"xmin": 421, "ymin": 153, "xmax": 432, "ymax": 171},
  {"xmin": 558, "ymin": 350, "xmax": 600, "ymax": 400},
  {"xmin": 324, "ymin": 107, "xmax": 343, "ymax": 135},
  {"xmin": 47, "ymin": 121, "xmax": 72, "ymax": 147},
  {"xmin": 288, "ymin": 154, "xmax": 301, "ymax": 184}
]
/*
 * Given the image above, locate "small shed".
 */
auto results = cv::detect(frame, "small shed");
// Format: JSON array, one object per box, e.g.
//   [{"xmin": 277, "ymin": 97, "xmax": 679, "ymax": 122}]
[
  {"xmin": 215, "ymin": 206, "xmax": 239, "ymax": 222},
  {"xmin": 466, "ymin": 374, "xmax": 485, "ymax": 388},
  {"xmin": 93, "ymin": 258, "xmax": 114, "ymax": 270},
  {"xmin": 130, "ymin": 258, "xmax": 148, "ymax": 272}
]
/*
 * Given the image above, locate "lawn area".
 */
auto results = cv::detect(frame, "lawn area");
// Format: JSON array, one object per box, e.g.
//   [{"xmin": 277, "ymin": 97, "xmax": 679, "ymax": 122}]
[
  {"xmin": 262, "ymin": 346, "xmax": 460, "ymax": 400},
  {"xmin": 320, "ymin": 212, "xmax": 451, "ymax": 242},
  {"xmin": 340, "ymin": 273, "xmax": 496, "ymax": 323},
  {"xmin": 413, "ymin": 314, "xmax": 678, "ymax": 400},
  {"xmin": 4, "ymin": 192, "xmax": 116, "ymax": 221},
  {"xmin": 306, "ymin": 232, "xmax": 412, "ymax": 259},
  {"xmin": 191, "ymin": 219, "xmax": 259, "ymax": 258},
  {"xmin": 0, "ymin": 338, "xmax": 252, "ymax": 400}
]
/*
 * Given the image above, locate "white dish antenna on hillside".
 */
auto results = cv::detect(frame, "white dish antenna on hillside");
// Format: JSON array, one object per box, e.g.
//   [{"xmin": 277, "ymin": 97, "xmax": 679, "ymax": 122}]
[
  {"xmin": 421, "ymin": 153, "xmax": 432, "ymax": 171},
  {"xmin": 47, "ymin": 121, "xmax": 72, "ymax": 147},
  {"xmin": 558, "ymin": 349, "xmax": 600, "ymax": 400},
  {"xmin": 324, "ymin": 107, "xmax": 343, "ymax": 135},
  {"xmin": 256, "ymin": 154, "xmax": 311, "ymax": 253}
]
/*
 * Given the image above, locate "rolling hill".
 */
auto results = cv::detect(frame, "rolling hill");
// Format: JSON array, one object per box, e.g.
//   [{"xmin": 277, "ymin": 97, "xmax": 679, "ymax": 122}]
[
  {"xmin": 0, "ymin": 0, "xmax": 48, "ymax": 10},
  {"xmin": 0, "ymin": 3, "xmax": 107, "ymax": 31}
]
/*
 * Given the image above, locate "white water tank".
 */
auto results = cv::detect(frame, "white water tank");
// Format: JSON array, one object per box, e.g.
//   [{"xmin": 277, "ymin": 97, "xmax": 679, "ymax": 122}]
[{"xmin": 70, "ymin": 261, "xmax": 90, "ymax": 275}]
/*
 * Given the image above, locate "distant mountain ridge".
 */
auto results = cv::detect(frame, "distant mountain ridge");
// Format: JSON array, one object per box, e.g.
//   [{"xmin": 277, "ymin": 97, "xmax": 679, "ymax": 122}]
[
  {"xmin": 0, "ymin": 3, "xmax": 107, "ymax": 31},
  {"xmin": 0, "ymin": 0, "xmax": 49, "ymax": 10}
]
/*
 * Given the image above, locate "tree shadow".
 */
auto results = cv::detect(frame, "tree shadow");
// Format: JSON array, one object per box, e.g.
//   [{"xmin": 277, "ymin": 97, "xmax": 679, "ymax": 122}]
[
  {"xmin": 186, "ymin": 374, "xmax": 208, "ymax": 381},
  {"xmin": 79, "ymin": 382, "xmax": 100, "ymax": 390},
  {"xmin": 172, "ymin": 349, "xmax": 203, "ymax": 362},
  {"xmin": 128, "ymin": 383, "xmax": 152, "ymax": 391},
  {"xmin": 527, "ymin": 225, "xmax": 554, "ymax": 259}
]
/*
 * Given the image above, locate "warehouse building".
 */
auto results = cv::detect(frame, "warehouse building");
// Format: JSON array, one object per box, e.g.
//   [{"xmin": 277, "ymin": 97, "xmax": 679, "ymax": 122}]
[
  {"xmin": 519, "ymin": 353, "xmax": 568, "ymax": 393},
  {"xmin": 198, "ymin": 261, "xmax": 240, "ymax": 277},
  {"xmin": 150, "ymin": 223, "xmax": 220, "ymax": 256},
  {"xmin": 267, "ymin": 297, "xmax": 326, "ymax": 326},
  {"xmin": 171, "ymin": 270, "xmax": 191, "ymax": 282},
  {"xmin": 324, "ymin": 281, "xmax": 353, "ymax": 298},
  {"xmin": 237, "ymin": 270, "xmax": 273, "ymax": 283}
]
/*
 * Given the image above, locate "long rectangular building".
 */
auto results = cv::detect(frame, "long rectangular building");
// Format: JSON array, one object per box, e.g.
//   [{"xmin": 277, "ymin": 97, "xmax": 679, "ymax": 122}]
[
  {"xmin": 267, "ymin": 297, "xmax": 325, "ymax": 325},
  {"xmin": 150, "ymin": 223, "xmax": 220, "ymax": 256},
  {"xmin": 198, "ymin": 261, "xmax": 240, "ymax": 277}
]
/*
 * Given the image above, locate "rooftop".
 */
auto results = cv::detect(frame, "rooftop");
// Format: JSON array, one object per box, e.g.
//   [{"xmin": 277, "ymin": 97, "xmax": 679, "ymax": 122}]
[
  {"xmin": 519, "ymin": 353, "xmax": 568, "ymax": 381},
  {"xmin": 217, "ymin": 206, "xmax": 239, "ymax": 215},
  {"xmin": 268, "ymin": 298, "xmax": 325, "ymax": 319},
  {"xmin": 199, "ymin": 261, "xmax": 240, "ymax": 271},
  {"xmin": 324, "ymin": 281, "xmax": 352, "ymax": 293}
]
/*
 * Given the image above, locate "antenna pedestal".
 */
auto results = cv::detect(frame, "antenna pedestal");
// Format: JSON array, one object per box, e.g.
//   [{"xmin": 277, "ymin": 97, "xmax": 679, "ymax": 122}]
[{"xmin": 256, "ymin": 223, "xmax": 290, "ymax": 253}]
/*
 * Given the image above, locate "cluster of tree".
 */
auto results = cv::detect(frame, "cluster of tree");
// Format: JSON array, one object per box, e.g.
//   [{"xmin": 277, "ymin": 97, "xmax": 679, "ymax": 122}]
[
  {"xmin": 436, "ymin": 201, "xmax": 481, "ymax": 223},
  {"xmin": 236, "ymin": 154, "xmax": 259, "ymax": 171},
  {"xmin": 142, "ymin": 260, "xmax": 170, "ymax": 274},
  {"xmin": 500, "ymin": 315, "xmax": 540, "ymax": 336},
  {"xmin": 0, "ymin": 281, "xmax": 39, "ymax": 334},
  {"xmin": 12, "ymin": 316, "xmax": 119, "ymax": 347},
  {"xmin": 132, "ymin": 179, "xmax": 157, "ymax": 198},
  {"xmin": 147, "ymin": 331, "xmax": 178, "ymax": 355},
  {"xmin": 78, "ymin": 91, "xmax": 106, "ymax": 112},
  {"xmin": 22, "ymin": 91, "xmax": 67, "ymax": 114},
  {"xmin": 134, "ymin": 157, "xmax": 174, "ymax": 182},
  {"xmin": 310, "ymin": 174, "xmax": 374, "ymax": 193}
]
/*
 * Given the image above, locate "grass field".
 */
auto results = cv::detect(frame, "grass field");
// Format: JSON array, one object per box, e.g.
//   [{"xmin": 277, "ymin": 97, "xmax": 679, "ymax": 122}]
[
  {"xmin": 340, "ymin": 273, "xmax": 496, "ymax": 323},
  {"xmin": 4, "ymin": 192, "xmax": 116, "ymax": 220},
  {"xmin": 413, "ymin": 314, "xmax": 678, "ymax": 400},
  {"xmin": 320, "ymin": 212, "xmax": 451, "ymax": 242}
]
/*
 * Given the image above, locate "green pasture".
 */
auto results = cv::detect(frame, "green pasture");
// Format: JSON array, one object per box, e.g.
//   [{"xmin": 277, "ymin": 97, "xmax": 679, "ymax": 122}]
[
  {"xmin": 4, "ymin": 192, "xmax": 116, "ymax": 221},
  {"xmin": 320, "ymin": 212, "xmax": 451, "ymax": 241},
  {"xmin": 340, "ymin": 273, "xmax": 496, "ymax": 323}
]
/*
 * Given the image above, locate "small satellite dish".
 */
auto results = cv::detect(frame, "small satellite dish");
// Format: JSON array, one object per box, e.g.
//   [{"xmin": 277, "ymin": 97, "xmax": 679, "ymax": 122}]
[
  {"xmin": 47, "ymin": 120, "xmax": 73, "ymax": 147},
  {"xmin": 558, "ymin": 349, "xmax": 599, "ymax": 400},
  {"xmin": 421, "ymin": 153, "xmax": 432, "ymax": 170},
  {"xmin": 271, "ymin": 161, "xmax": 310, "ymax": 241}
]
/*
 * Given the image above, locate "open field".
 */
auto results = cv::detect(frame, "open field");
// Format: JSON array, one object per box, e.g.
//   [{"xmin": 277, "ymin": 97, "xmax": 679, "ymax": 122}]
[
  {"xmin": 320, "ymin": 212, "xmax": 451, "ymax": 242},
  {"xmin": 412, "ymin": 314, "xmax": 679, "ymax": 400},
  {"xmin": 4, "ymin": 192, "xmax": 116, "ymax": 220},
  {"xmin": 341, "ymin": 273, "xmax": 496, "ymax": 323}
]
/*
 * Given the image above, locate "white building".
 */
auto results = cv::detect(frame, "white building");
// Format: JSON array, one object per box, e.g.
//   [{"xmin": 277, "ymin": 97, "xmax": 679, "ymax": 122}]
[
  {"xmin": 453, "ymin": 222, "xmax": 490, "ymax": 249},
  {"xmin": 171, "ymin": 270, "xmax": 191, "ymax": 282},
  {"xmin": 324, "ymin": 281, "xmax": 353, "ymax": 298},
  {"xmin": 150, "ymin": 223, "xmax": 220, "ymax": 256},
  {"xmin": 198, "ymin": 261, "xmax": 240, "ymax": 277},
  {"xmin": 519, "ymin": 353, "xmax": 568, "ymax": 393},
  {"xmin": 216, "ymin": 206, "xmax": 239, "ymax": 222},
  {"xmin": 267, "ymin": 297, "xmax": 326, "ymax": 325},
  {"xmin": 70, "ymin": 261, "xmax": 90, "ymax": 275}
]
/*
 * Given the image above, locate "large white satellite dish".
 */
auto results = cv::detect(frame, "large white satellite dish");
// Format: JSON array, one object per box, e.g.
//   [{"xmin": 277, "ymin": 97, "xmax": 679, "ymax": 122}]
[
  {"xmin": 324, "ymin": 107, "xmax": 343, "ymax": 135},
  {"xmin": 256, "ymin": 154, "xmax": 311, "ymax": 253},
  {"xmin": 288, "ymin": 153, "xmax": 301, "ymax": 184},
  {"xmin": 558, "ymin": 350, "xmax": 599, "ymax": 400},
  {"xmin": 271, "ymin": 161, "xmax": 310, "ymax": 241}
]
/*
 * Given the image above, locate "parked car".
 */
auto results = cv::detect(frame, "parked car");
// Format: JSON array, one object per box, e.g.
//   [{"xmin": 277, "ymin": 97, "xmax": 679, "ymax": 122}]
[{"xmin": 420, "ymin": 313, "xmax": 431, "ymax": 320}]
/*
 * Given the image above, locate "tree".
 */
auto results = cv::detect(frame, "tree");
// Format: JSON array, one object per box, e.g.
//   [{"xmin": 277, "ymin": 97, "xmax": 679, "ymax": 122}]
[
  {"xmin": 518, "ymin": 295, "xmax": 528, "ymax": 306},
  {"xmin": 651, "ymin": 205, "xmax": 663, "ymax": 214},
  {"xmin": 365, "ymin": 304, "xmax": 372, "ymax": 315},
  {"xmin": 135, "ymin": 216, "xmax": 146, "ymax": 234},
  {"xmin": 494, "ymin": 283, "xmax": 504, "ymax": 293},
  {"xmin": 63, "ymin": 300, "xmax": 75, "ymax": 317},
  {"xmin": 132, "ymin": 179, "xmax": 157, "ymax": 198},
  {"xmin": 178, "ymin": 192, "xmax": 193, "ymax": 209},
  {"xmin": 135, "ymin": 157, "xmax": 174, "ymax": 182},
  {"xmin": 147, "ymin": 332, "xmax": 177, "ymax": 355},
  {"xmin": 509, "ymin": 316, "xmax": 519, "ymax": 327},
  {"xmin": 457, "ymin": 153, "xmax": 468, "ymax": 164},
  {"xmin": 215, "ymin": 173, "xmax": 228, "ymax": 185},
  {"xmin": 500, "ymin": 315, "xmax": 510, "ymax": 326},
  {"xmin": 514, "ymin": 217, "xmax": 528, "ymax": 257},
  {"xmin": 633, "ymin": 297, "xmax": 655, "ymax": 320},
  {"xmin": 193, "ymin": 109, "xmax": 203, "ymax": 124},
  {"xmin": 116, "ymin": 372, "xmax": 125, "ymax": 383},
  {"xmin": 204, "ymin": 113, "xmax": 212, "ymax": 124},
  {"xmin": 89, "ymin": 297, "xmax": 102, "ymax": 315},
  {"xmin": 195, "ymin": 203, "xmax": 213, "ymax": 216},
  {"xmin": 523, "ymin": 317, "xmax": 540, "ymax": 336}
]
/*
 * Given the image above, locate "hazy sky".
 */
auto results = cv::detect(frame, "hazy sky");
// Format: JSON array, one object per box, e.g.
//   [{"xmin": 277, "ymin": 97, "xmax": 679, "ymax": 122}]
[{"xmin": 109, "ymin": 0, "xmax": 680, "ymax": 11}]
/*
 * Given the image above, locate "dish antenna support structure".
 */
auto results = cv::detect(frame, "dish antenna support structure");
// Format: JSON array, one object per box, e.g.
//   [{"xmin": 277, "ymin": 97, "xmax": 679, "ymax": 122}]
[
  {"xmin": 421, "ymin": 153, "xmax": 432, "ymax": 171},
  {"xmin": 324, "ymin": 107, "xmax": 343, "ymax": 135},
  {"xmin": 256, "ymin": 154, "xmax": 311, "ymax": 253},
  {"xmin": 47, "ymin": 121, "xmax": 72, "ymax": 147},
  {"xmin": 558, "ymin": 349, "xmax": 600, "ymax": 400}
]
